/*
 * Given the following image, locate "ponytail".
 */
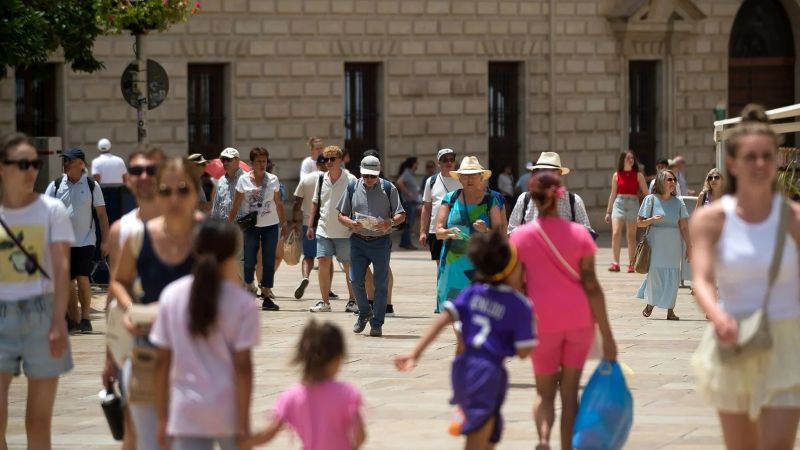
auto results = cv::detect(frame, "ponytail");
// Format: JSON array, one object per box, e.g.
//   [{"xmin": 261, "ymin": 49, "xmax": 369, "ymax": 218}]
[
  {"xmin": 187, "ymin": 219, "xmax": 241, "ymax": 338},
  {"xmin": 188, "ymin": 253, "xmax": 222, "ymax": 337}
]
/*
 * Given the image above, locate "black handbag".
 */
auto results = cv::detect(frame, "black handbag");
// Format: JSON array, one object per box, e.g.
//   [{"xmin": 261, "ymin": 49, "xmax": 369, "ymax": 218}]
[
  {"xmin": 236, "ymin": 211, "xmax": 258, "ymax": 231},
  {"xmin": 99, "ymin": 385, "xmax": 124, "ymax": 441}
]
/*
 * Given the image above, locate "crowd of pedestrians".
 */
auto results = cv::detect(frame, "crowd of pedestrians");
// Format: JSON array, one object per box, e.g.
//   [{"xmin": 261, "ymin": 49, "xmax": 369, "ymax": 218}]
[{"xmin": 1, "ymin": 99, "xmax": 798, "ymax": 450}]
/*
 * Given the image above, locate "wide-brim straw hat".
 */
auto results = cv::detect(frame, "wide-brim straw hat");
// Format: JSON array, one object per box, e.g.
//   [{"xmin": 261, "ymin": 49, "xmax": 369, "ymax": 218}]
[
  {"xmin": 452, "ymin": 156, "xmax": 492, "ymax": 181},
  {"xmin": 527, "ymin": 152, "xmax": 570, "ymax": 175}
]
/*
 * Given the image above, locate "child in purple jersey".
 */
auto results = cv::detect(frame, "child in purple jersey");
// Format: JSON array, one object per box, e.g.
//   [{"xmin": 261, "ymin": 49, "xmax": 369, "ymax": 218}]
[{"xmin": 396, "ymin": 229, "xmax": 535, "ymax": 449}]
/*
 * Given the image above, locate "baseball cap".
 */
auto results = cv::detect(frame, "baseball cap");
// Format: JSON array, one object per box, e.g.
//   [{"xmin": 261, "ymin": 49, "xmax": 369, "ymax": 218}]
[
  {"xmin": 360, "ymin": 155, "xmax": 381, "ymax": 176},
  {"xmin": 437, "ymin": 148, "xmax": 455, "ymax": 160},
  {"xmin": 220, "ymin": 147, "xmax": 239, "ymax": 159},
  {"xmin": 61, "ymin": 148, "xmax": 86, "ymax": 161},
  {"xmin": 187, "ymin": 153, "xmax": 208, "ymax": 165},
  {"xmin": 98, "ymin": 138, "xmax": 111, "ymax": 152}
]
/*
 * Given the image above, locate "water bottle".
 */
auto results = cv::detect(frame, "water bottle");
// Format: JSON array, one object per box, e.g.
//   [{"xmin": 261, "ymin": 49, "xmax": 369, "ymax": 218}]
[{"xmin": 99, "ymin": 387, "xmax": 124, "ymax": 441}]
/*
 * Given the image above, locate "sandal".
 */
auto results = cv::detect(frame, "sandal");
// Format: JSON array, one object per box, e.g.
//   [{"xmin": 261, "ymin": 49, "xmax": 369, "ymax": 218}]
[
  {"xmin": 608, "ymin": 262, "xmax": 620, "ymax": 272},
  {"xmin": 667, "ymin": 313, "xmax": 680, "ymax": 321},
  {"xmin": 627, "ymin": 264, "xmax": 635, "ymax": 273},
  {"xmin": 642, "ymin": 305, "xmax": 654, "ymax": 318}
]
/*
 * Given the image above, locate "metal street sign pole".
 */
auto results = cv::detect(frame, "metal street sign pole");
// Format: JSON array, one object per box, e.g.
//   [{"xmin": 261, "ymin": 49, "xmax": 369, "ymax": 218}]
[{"xmin": 134, "ymin": 33, "xmax": 148, "ymax": 143}]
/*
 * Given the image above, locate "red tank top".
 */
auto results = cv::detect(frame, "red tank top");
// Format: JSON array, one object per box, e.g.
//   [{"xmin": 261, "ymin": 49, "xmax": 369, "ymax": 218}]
[{"xmin": 616, "ymin": 170, "xmax": 638, "ymax": 195}]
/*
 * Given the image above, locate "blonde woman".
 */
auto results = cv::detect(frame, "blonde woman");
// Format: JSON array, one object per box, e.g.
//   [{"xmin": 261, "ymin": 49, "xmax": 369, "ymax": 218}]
[
  {"xmin": 695, "ymin": 168, "xmax": 724, "ymax": 210},
  {"xmin": 691, "ymin": 104, "xmax": 800, "ymax": 450}
]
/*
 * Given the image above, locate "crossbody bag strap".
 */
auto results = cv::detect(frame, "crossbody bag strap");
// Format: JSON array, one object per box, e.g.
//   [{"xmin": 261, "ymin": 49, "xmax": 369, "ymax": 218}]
[
  {"xmin": 762, "ymin": 198, "xmax": 791, "ymax": 311},
  {"xmin": 533, "ymin": 221, "xmax": 580, "ymax": 282},
  {"xmin": 643, "ymin": 195, "xmax": 655, "ymax": 237}
]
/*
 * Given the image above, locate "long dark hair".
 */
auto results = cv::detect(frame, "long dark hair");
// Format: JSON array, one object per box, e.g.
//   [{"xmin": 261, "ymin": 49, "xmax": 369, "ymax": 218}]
[
  {"xmin": 616, "ymin": 150, "xmax": 639, "ymax": 173},
  {"xmin": 469, "ymin": 228, "xmax": 514, "ymax": 284},
  {"xmin": 396, "ymin": 157, "xmax": 418, "ymax": 179},
  {"xmin": 724, "ymin": 104, "xmax": 780, "ymax": 194},
  {"xmin": 188, "ymin": 219, "xmax": 241, "ymax": 338},
  {"xmin": 292, "ymin": 319, "xmax": 345, "ymax": 383}
]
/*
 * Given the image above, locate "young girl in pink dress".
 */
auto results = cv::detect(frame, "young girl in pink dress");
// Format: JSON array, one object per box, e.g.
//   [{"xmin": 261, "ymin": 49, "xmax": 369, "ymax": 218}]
[{"xmin": 246, "ymin": 320, "xmax": 366, "ymax": 450}]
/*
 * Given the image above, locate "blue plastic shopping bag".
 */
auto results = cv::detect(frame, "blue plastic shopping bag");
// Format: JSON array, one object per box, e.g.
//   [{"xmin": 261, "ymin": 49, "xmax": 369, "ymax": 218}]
[{"xmin": 572, "ymin": 360, "xmax": 634, "ymax": 450}]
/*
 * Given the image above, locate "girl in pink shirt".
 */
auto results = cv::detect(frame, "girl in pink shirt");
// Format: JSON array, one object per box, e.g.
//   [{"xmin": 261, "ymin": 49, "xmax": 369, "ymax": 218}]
[
  {"xmin": 246, "ymin": 320, "xmax": 366, "ymax": 450},
  {"xmin": 510, "ymin": 173, "xmax": 617, "ymax": 450}
]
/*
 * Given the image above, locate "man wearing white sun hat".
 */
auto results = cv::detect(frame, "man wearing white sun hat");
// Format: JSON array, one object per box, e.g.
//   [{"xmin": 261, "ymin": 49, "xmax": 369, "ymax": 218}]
[
  {"xmin": 91, "ymin": 138, "xmax": 127, "ymax": 185},
  {"xmin": 508, "ymin": 151, "xmax": 596, "ymax": 238}
]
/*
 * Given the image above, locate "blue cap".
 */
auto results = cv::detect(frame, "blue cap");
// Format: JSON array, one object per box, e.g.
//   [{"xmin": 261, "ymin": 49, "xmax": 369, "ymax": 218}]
[{"xmin": 61, "ymin": 148, "xmax": 86, "ymax": 161}]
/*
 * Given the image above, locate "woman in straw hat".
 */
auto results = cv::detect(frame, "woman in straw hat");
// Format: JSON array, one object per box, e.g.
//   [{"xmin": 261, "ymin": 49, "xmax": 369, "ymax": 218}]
[{"xmin": 434, "ymin": 156, "xmax": 505, "ymax": 312}]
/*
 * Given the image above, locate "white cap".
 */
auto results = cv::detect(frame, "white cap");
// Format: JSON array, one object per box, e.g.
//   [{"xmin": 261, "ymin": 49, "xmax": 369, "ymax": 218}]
[
  {"xmin": 360, "ymin": 155, "xmax": 381, "ymax": 176},
  {"xmin": 220, "ymin": 147, "xmax": 239, "ymax": 159},
  {"xmin": 437, "ymin": 148, "xmax": 455, "ymax": 160},
  {"xmin": 98, "ymin": 138, "xmax": 111, "ymax": 152}
]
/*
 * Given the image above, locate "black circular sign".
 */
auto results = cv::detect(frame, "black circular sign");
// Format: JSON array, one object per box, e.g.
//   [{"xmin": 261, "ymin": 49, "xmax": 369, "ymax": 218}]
[{"xmin": 120, "ymin": 59, "xmax": 169, "ymax": 110}]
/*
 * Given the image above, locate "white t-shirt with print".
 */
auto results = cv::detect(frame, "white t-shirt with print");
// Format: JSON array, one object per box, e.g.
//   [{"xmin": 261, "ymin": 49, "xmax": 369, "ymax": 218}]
[
  {"xmin": 0, "ymin": 196, "xmax": 75, "ymax": 301},
  {"xmin": 313, "ymin": 170, "xmax": 356, "ymax": 239},
  {"xmin": 235, "ymin": 172, "xmax": 281, "ymax": 227},
  {"xmin": 294, "ymin": 170, "xmax": 323, "ymax": 225},
  {"xmin": 422, "ymin": 174, "xmax": 462, "ymax": 233}
]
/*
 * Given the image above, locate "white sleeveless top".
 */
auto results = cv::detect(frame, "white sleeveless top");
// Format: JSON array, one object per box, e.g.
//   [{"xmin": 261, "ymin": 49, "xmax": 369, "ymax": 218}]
[
  {"xmin": 118, "ymin": 209, "xmax": 141, "ymax": 248},
  {"xmin": 716, "ymin": 194, "xmax": 799, "ymax": 319}
]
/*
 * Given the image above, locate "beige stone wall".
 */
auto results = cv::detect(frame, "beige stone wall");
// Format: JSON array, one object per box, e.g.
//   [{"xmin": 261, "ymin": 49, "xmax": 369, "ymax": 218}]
[{"xmin": 1, "ymin": 0, "xmax": 781, "ymax": 222}]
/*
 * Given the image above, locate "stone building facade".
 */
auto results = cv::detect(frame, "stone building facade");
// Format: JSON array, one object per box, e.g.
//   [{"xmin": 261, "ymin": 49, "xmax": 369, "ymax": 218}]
[{"xmin": 2, "ymin": 0, "xmax": 798, "ymax": 224}]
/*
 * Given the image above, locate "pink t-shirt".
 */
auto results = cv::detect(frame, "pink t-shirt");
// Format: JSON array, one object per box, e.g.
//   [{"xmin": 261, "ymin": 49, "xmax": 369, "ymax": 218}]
[
  {"xmin": 150, "ymin": 276, "xmax": 260, "ymax": 437},
  {"xmin": 274, "ymin": 380, "xmax": 363, "ymax": 450},
  {"xmin": 510, "ymin": 217, "xmax": 597, "ymax": 334}
]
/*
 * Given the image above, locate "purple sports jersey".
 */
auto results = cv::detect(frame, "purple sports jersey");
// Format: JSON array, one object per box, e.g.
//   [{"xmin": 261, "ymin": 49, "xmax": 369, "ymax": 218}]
[{"xmin": 444, "ymin": 283, "xmax": 536, "ymax": 363}]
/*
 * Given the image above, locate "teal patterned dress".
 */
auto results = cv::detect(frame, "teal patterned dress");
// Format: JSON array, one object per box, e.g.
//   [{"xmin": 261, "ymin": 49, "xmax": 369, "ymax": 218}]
[{"xmin": 436, "ymin": 190, "xmax": 502, "ymax": 312}]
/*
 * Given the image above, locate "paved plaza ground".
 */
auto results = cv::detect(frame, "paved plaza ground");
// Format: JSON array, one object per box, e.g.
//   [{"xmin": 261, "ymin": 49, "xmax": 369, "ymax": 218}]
[{"xmin": 5, "ymin": 245, "xmax": 791, "ymax": 449}]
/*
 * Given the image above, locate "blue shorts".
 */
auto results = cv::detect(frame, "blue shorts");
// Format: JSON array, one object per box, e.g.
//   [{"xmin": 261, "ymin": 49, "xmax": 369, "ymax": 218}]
[
  {"xmin": 612, "ymin": 195, "xmax": 639, "ymax": 221},
  {"xmin": 316, "ymin": 236, "xmax": 350, "ymax": 263},
  {"xmin": 0, "ymin": 294, "xmax": 73, "ymax": 379},
  {"xmin": 302, "ymin": 225, "xmax": 317, "ymax": 258},
  {"xmin": 451, "ymin": 354, "xmax": 507, "ymax": 443}
]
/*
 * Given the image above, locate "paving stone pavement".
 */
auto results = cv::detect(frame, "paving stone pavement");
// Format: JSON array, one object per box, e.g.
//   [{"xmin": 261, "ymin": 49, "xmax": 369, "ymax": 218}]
[{"xmin": 6, "ymin": 246, "xmax": 795, "ymax": 449}]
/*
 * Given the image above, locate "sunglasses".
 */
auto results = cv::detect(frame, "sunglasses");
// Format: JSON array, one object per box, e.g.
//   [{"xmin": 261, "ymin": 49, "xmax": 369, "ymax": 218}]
[
  {"xmin": 362, "ymin": 174, "xmax": 378, "ymax": 179},
  {"xmin": 157, "ymin": 183, "xmax": 192, "ymax": 197},
  {"xmin": 707, "ymin": 175, "xmax": 721, "ymax": 181},
  {"xmin": 323, "ymin": 157, "xmax": 338, "ymax": 163},
  {"xmin": 665, "ymin": 177, "xmax": 676, "ymax": 182},
  {"xmin": 3, "ymin": 159, "xmax": 42, "ymax": 171},
  {"xmin": 128, "ymin": 165, "xmax": 157, "ymax": 176},
  {"xmin": 440, "ymin": 157, "xmax": 456, "ymax": 163},
  {"xmin": 220, "ymin": 157, "xmax": 233, "ymax": 163}
]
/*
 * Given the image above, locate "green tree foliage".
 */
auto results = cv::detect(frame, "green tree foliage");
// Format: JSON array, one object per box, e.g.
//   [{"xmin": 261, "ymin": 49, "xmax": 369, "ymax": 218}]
[{"xmin": 0, "ymin": 0, "xmax": 104, "ymax": 78}]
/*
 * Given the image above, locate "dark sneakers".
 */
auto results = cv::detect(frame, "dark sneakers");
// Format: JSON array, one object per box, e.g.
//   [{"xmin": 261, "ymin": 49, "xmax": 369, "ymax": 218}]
[
  {"xmin": 353, "ymin": 311, "xmax": 374, "ymax": 333},
  {"xmin": 79, "ymin": 319, "xmax": 92, "ymax": 334},
  {"xmin": 385, "ymin": 304, "xmax": 395, "ymax": 317},
  {"xmin": 294, "ymin": 278, "xmax": 309, "ymax": 299},
  {"xmin": 329, "ymin": 290, "xmax": 339, "ymax": 299},
  {"xmin": 261, "ymin": 298, "xmax": 280, "ymax": 311},
  {"xmin": 369, "ymin": 326, "xmax": 382, "ymax": 337}
]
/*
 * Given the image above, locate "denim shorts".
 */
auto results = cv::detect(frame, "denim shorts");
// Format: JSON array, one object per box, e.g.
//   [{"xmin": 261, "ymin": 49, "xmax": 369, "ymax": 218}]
[
  {"xmin": 302, "ymin": 225, "xmax": 317, "ymax": 258},
  {"xmin": 316, "ymin": 236, "xmax": 350, "ymax": 263},
  {"xmin": 612, "ymin": 195, "xmax": 639, "ymax": 221},
  {"xmin": 0, "ymin": 294, "xmax": 73, "ymax": 379}
]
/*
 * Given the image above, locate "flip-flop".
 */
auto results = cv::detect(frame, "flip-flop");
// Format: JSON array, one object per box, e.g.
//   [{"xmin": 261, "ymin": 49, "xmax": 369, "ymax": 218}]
[{"xmin": 642, "ymin": 305, "xmax": 654, "ymax": 318}]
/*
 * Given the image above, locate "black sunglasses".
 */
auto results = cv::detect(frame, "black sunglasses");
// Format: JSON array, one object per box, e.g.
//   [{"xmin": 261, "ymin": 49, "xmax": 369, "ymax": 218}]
[
  {"xmin": 220, "ymin": 157, "xmax": 234, "ymax": 163},
  {"xmin": 128, "ymin": 165, "xmax": 157, "ymax": 176},
  {"xmin": 323, "ymin": 157, "xmax": 338, "ymax": 163},
  {"xmin": 440, "ymin": 156, "xmax": 457, "ymax": 163},
  {"xmin": 157, "ymin": 184, "xmax": 192, "ymax": 197},
  {"xmin": 707, "ymin": 175, "xmax": 721, "ymax": 181},
  {"xmin": 3, "ymin": 159, "xmax": 42, "ymax": 171},
  {"xmin": 665, "ymin": 177, "xmax": 676, "ymax": 182},
  {"xmin": 362, "ymin": 174, "xmax": 378, "ymax": 179}
]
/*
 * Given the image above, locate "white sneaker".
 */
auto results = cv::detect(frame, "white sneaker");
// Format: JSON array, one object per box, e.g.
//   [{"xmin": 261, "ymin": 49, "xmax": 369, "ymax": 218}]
[
  {"xmin": 345, "ymin": 299, "xmax": 359, "ymax": 313},
  {"xmin": 310, "ymin": 301, "xmax": 332, "ymax": 313}
]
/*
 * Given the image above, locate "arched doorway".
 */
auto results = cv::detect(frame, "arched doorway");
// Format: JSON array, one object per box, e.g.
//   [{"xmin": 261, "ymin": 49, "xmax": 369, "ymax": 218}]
[{"xmin": 728, "ymin": 0, "xmax": 795, "ymax": 116}]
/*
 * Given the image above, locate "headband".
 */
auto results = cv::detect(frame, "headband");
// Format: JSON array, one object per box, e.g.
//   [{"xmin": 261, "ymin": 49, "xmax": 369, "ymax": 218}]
[{"xmin": 488, "ymin": 245, "xmax": 518, "ymax": 282}]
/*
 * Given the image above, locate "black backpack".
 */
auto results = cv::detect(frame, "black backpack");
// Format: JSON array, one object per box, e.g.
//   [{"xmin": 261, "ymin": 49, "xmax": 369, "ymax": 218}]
[{"xmin": 520, "ymin": 191, "xmax": 598, "ymax": 240}]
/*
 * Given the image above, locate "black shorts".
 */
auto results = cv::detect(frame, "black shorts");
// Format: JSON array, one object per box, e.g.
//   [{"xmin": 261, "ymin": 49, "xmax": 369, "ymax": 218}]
[
  {"xmin": 70, "ymin": 245, "xmax": 95, "ymax": 279},
  {"xmin": 428, "ymin": 233, "xmax": 444, "ymax": 261}
]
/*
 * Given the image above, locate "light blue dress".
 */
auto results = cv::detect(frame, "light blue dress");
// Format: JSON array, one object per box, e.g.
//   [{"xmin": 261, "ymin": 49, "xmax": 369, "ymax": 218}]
[{"xmin": 636, "ymin": 194, "xmax": 689, "ymax": 309}]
